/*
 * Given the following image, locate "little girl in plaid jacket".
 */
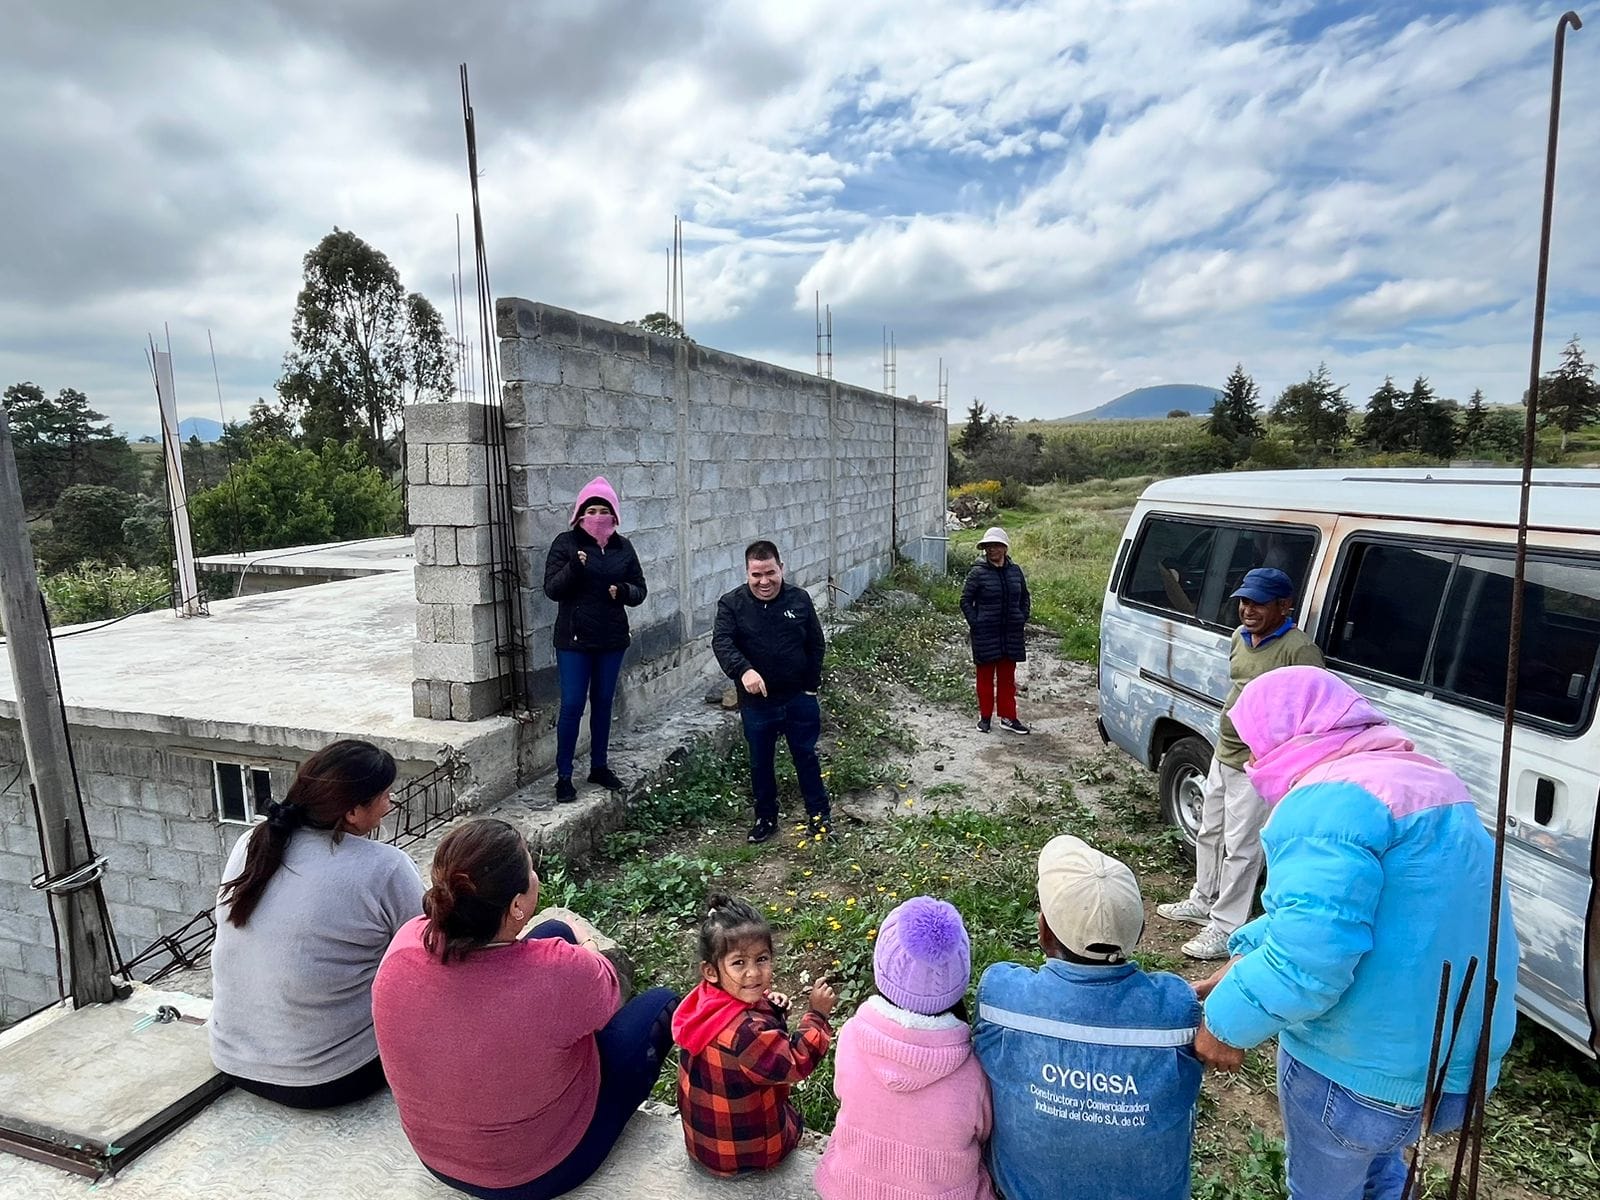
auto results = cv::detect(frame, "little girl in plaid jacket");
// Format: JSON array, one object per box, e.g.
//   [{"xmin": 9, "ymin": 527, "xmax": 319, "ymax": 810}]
[{"xmin": 672, "ymin": 895, "xmax": 837, "ymax": 1175}]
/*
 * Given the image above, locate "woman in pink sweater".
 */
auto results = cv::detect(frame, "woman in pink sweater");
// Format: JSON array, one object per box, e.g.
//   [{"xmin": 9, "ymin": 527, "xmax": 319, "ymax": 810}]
[
  {"xmin": 372, "ymin": 819, "xmax": 678, "ymax": 1200},
  {"xmin": 815, "ymin": 897, "xmax": 995, "ymax": 1200}
]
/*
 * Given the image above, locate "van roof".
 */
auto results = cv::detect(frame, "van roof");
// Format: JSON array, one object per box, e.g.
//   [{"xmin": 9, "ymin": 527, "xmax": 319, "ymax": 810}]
[{"xmin": 1138, "ymin": 468, "xmax": 1600, "ymax": 533}]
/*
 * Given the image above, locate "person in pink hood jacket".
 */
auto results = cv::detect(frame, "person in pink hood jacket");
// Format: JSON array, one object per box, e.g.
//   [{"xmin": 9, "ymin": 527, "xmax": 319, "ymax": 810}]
[
  {"xmin": 542, "ymin": 477, "xmax": 648, "ymax": 804},
  {"xmin": 815, "ymin": 896, "xmax": 995, "ymax": 1200}
]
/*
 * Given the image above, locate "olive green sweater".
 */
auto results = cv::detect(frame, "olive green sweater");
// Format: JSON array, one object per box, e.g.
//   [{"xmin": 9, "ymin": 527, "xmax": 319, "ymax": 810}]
[{"xmin": 1215, "ymin": 623, "xmax": 1325, "ymax": 768}]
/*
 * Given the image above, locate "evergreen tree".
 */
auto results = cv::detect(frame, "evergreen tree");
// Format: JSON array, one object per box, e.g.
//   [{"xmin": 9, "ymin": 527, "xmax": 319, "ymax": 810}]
[
  {"xmin": 1360, "ymin": 377, "xmax": 1405, "ymax": 452},
  {"xmin": 1531, "ymin": 335, "xmax": 1600, "ymax": 453},
  {"xmin": 1461, "ymin": 388, "xmax": 1487, "ymax": 454},
  {"xmin": 1205, "ymin": 364, "xmax": 1264, "ymax": 445},
  {"xmin": 2, "ymin": 381, "xmax": 139, "ymax": 510},
  {"xmin": 1268, "ymin": 363, "xmax": 1351, "ymax": 461},
  {"xmin": 1388, "ymin": 376, "xmax": 1457, "ymax": 458},
  {"xmin": 958, "ymin": 399, "xmax": 998, "ymax": 455}
]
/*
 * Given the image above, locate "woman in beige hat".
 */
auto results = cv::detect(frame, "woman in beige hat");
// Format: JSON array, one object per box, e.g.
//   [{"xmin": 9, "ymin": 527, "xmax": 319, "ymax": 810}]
[{"xmin": 960, "ymin": 527, "xmax": 1031, "ymax": 733}]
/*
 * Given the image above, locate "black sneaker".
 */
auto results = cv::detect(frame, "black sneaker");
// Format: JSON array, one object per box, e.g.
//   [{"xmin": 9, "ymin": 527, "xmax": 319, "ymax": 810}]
[
  {"xmin": 1000, "ymin": 717, "xmax": 1031, "ymax": 735},
  {"xmin": 556, "ymin": 777, "xmax": 578, "ymax": 803},
  {"xmin": 588, "ymin": 766, "xmax": 625, "ymax": 791},
  {"xmin": 747, "ymin": 819, "xmax": 779, "ymax": 845},
  {"xmin": 806, "ymin": 813, "xmax": 831, "ymax": 838},
  {"xmin": 977, "ymin": 717, "xmax": 992, "ymax": 733}
]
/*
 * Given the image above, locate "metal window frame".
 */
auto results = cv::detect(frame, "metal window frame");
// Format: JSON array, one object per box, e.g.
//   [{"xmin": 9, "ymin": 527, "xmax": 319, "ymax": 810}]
[
  {"xmin": 1319, "ymin": 531, "xmax": 1600, "ymax": 739},
  {"xmin": 1116, "ymin": 512, "xmax": 1320, "ymax": 631},
  {"xmin": 211, "ymin": 761, "xmax": 273, "ymax": 825}
]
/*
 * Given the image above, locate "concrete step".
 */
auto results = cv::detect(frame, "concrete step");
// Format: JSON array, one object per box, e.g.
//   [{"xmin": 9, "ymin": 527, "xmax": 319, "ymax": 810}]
[
  {"xmin": 0, "ymin": 1089, "xmax": 823, "ymax": 1198},
  {"xmin": 402, "ymin": 698, "xmax": 741, "ymax": 870}
]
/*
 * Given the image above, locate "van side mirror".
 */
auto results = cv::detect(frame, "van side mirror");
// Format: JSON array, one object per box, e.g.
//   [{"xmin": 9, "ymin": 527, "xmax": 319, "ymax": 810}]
[{"xmin": 1568, "ymin": 674, "xmax": 1585, "ymax": 701}]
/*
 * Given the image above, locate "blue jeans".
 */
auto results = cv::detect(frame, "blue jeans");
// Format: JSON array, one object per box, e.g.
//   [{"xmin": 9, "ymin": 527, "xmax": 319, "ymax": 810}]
[
  {"xmin": 1278, "ymin": 1048, "xmax": 1468, "ymax": 1200},
  {"xmin": 740, "ymin": 693, "xmax": 828, "ymax": 823},
  {"xmin": 556, "ymin": 649, "xmax": 625, "ymax": 780}
]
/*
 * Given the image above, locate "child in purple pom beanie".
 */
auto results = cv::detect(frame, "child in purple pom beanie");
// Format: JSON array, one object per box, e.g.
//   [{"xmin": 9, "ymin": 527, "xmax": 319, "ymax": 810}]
[{"xmin": 815, "ymin": 897, "xmax": 996, "ymax": 1200}]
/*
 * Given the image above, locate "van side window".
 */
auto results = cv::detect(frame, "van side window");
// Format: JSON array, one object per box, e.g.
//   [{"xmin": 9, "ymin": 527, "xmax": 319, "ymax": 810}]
[
  {"xmin": 1121, "ymin": 518, "xmax": 1316, "ymax": 626},
  {"xmin": 1328, "ymin": 543, "xmax": 1453, "ymax": 681},
  {"xmin": 1121, "ymin": 520, "xmax": 1216, "ymax": 617},
  {"xmin": 1205, "ymin": 527, "xmax": 1317, "ymax": 626},
  {"xmin": 1428, "ymin": 554, "xmax": 1600, "ymax": 728},
  {"xmin": 1329, "ymin": 538, "xmax": 1600, "ymax": 733}
]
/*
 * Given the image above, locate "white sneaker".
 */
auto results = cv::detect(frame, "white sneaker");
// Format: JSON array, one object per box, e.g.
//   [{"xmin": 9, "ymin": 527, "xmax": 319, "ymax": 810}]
[
  {"xmin": 1182, "ymin": 925, "xmax": 1233, "ymax": 961},
  {"xmin": 1155, "ymin": 897, "xmax": 1211, "ymax": 927}
]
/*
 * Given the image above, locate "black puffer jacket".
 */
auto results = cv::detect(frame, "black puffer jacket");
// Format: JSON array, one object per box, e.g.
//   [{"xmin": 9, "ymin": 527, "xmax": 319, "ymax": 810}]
[
  {"xmin": 961, "ymin": 556, "xmax": 1030, "ymax": 664},
  {"xmin": 542, "ymin": 528, "xmax": 647, "ymax": 653}
]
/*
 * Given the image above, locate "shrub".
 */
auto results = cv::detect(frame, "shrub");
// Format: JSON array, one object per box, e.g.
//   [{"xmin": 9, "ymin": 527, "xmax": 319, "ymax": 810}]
[
  {"xmin": 949, "ymin": 480, "xmax": 1002, "ymax": 505},
  {"xmin": 39, "ymin": 564, "xmax": 171, "ymax": 627},
  {"xmin": 188, "ymin": 438, "xmax": 402, "ymax": 554}
]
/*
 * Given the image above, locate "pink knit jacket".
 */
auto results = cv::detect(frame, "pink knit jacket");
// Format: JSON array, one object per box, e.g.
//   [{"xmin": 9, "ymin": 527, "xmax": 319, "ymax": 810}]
[{"xmin": 814, "ymin": 997, "xmax": 996, "ymax": 1200}]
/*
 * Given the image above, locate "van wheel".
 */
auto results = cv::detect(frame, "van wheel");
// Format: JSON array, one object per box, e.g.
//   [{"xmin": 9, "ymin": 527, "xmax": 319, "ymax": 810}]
[{"xmin": 1158, "ymin": 737, "xmax": 1212, "ymax": 860}]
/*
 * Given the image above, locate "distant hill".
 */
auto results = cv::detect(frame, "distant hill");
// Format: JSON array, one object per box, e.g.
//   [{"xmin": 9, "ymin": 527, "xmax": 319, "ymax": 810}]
[
  {"xmin": 1057, "ymin": 384, "xmax": 1221, "ymax": 422},
  {"xmin": 177, "ymin": 416, "xmax": 224, "ymax": 442}
]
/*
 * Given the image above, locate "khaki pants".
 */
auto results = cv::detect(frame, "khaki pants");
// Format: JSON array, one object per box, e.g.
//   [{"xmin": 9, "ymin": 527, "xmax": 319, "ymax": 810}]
[{"xmin": 1188, "ymin": 759, "xmax": 1268, "ymax": 934}]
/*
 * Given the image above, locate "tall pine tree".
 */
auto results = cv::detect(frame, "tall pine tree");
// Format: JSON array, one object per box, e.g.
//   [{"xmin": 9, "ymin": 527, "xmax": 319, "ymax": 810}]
[
  {"xmin": 1269, "ymin": 363, "xmax": 1351, "ymax": 461},
  {"xmin": 1360, "ymin": 377, "xmax": 1405, "ymax": 451},
  {"xmin": 958, "ymin": 398, "xmax": 998, "ymax": 455},
  {"xmin": 1205, "ymin": 364, "xmax": 1264, "ymax": 445},
  {"xmin": 1461, "ymin": 388, "xmax": 1487, "ymax": 455},
  {"xmin": 1532, "ymin": 335, "xmax": 1600, "ymax": 453}
]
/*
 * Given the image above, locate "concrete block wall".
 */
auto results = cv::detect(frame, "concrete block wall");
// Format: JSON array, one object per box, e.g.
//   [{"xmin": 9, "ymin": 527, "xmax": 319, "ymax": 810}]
[
  {"xmin": 406, "ymin": 403, "xmax": 507, "ymax": 721},
  {"xmin": 0, "ymin": 727, "xmax": 265, "ymax": 1025},
  {"xmin": 0, "ymin": 725, "xmax": 447, "ymax": 1026},
  {"xmin": 493, "ymin": 299, "xmax": 947, "ymax": 716}
]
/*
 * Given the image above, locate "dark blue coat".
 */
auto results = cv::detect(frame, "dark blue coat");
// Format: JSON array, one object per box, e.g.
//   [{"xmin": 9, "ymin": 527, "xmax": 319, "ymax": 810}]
[{"xmin": 961, "ymin": 557, "xmax": 1029, "ymax": 664}]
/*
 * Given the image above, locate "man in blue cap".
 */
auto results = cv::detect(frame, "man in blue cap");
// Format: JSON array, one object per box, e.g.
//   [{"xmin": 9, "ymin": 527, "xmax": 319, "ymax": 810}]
[{"xmin": 1156, "ymin": 567, "xmax": 1324, "ymax": 959}]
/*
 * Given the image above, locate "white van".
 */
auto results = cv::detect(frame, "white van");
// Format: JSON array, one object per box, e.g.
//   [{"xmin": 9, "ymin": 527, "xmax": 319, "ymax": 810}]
[{"xmin": 1097, "ymin": 468, "xmax": 1599, "ymax": 1058}]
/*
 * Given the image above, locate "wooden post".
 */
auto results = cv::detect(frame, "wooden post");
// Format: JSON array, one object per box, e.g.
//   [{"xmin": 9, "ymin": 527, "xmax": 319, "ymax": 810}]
[{"xmin": 0, "ymin": 404, "xmax": 118, "ymax": 1006}]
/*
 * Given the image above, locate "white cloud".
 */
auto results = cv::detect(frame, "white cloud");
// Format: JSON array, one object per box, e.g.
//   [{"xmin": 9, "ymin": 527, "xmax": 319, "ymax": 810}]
[
  {"xmin": 1339, "ymin": 278, "xmax": 1499, "ymax": 326},
  {"xmin": 2, "ymin": 1, "xmax": 1598, "ymax": 436}
]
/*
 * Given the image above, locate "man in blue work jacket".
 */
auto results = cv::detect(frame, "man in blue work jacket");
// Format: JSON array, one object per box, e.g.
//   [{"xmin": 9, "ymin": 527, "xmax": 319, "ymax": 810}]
[{"xmin": 975, "ymin": 835, "xmax": 1203, "ymax": 1200}]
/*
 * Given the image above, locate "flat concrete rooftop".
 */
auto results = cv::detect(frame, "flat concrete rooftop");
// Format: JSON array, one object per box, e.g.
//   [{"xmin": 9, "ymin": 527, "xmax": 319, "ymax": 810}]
[
  {"xmin": 195, "ymin": 536, "xmax": 415, "ymax": 578},
  {"xmin": 0, "ymin": 571, "xmax": 510, "ymax": 761},
  {"xmin": 0, "ymin": 988, "xmax": 823, "ymax": 1199}
]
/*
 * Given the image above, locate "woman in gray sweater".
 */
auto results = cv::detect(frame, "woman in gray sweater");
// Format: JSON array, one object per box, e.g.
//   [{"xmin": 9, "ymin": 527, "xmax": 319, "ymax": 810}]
[{"xmin": 208, "ymin": 740, "xmax": 423, "ymax": 1108}]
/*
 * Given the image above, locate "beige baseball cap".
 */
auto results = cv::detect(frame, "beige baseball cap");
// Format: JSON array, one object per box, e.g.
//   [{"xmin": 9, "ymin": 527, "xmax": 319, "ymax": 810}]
[{"xmin": 1037, "ymin": 835, "xmax": 1144, "ymax": 963}]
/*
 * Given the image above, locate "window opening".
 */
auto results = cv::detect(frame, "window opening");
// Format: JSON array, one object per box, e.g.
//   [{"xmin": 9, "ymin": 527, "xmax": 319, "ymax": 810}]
[{"xmin": 213, "ymin": 762, "xmax": 274, "ymax": 825}]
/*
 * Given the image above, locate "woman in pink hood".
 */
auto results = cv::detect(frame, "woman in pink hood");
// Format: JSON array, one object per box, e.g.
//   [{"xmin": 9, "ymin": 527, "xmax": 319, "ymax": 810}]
[
  {"xmin": 542, "ymin": 477, "xmax": 648, "ymax": 804},
  {"xmin": 815, "ymin": 896, "xmax": 995, "ymax": 1200}
]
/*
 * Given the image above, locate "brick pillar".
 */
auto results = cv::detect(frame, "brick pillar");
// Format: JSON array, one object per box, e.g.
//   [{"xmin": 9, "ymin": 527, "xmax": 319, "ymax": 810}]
[{"xmin": 405, "ymin": 402, "xmax": 505, "ymax": 720}]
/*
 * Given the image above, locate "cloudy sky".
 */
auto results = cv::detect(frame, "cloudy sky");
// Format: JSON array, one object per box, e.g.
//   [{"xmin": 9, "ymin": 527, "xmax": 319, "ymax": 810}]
[{"xmin": 4, "ymin": 1, "xmax": 1598, "ymax": 436}]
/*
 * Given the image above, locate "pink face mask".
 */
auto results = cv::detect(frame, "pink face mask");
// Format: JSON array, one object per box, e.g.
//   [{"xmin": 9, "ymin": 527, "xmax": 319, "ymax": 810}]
[{"xmin": 579, "ymin": 513, "xmax": 615, "ymax": 547}]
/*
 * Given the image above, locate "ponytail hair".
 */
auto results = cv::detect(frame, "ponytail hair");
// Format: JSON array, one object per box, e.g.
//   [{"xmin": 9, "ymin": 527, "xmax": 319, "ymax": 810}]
[
  {"xmin": 218, "ymin": 739, "xmax": 397, "ymax": 928},
  {"xmin": 697, "ymin": 893, "xmax": 772, "ymax": 967},
  {"xmin": 422, "ymin": 818, "xmax": 532, "ymax": 963}
]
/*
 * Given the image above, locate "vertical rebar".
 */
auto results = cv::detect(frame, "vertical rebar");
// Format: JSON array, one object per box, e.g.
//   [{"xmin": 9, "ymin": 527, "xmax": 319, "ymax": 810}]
[{"xmin": 1462, "ymin": 11, "xmax": 1582, "ymax": 1198}]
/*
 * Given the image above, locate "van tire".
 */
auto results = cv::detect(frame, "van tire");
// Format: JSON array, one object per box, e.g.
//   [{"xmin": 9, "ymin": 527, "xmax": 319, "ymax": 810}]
[{"xmin": 1158, "ymin": 737, "xmax": 1212, "ymax": 861}]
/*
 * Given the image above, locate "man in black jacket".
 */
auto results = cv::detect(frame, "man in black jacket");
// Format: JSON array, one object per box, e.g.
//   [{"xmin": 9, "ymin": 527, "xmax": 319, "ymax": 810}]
[{"xmin": 713, "ymin": 540, "xmax": 828, "ymax": 844}]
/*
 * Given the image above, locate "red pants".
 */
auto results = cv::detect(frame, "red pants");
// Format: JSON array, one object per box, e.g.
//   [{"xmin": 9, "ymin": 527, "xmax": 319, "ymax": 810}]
[{"xmin": 975, "ymin": 660, "xmax": 1017, "ymax": 721}]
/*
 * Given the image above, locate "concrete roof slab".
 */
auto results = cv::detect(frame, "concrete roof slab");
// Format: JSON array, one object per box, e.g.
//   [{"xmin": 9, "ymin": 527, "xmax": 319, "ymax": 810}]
[{"xmin": 0, "ymin": 572, "xmax": 510, "ymax": 759}]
